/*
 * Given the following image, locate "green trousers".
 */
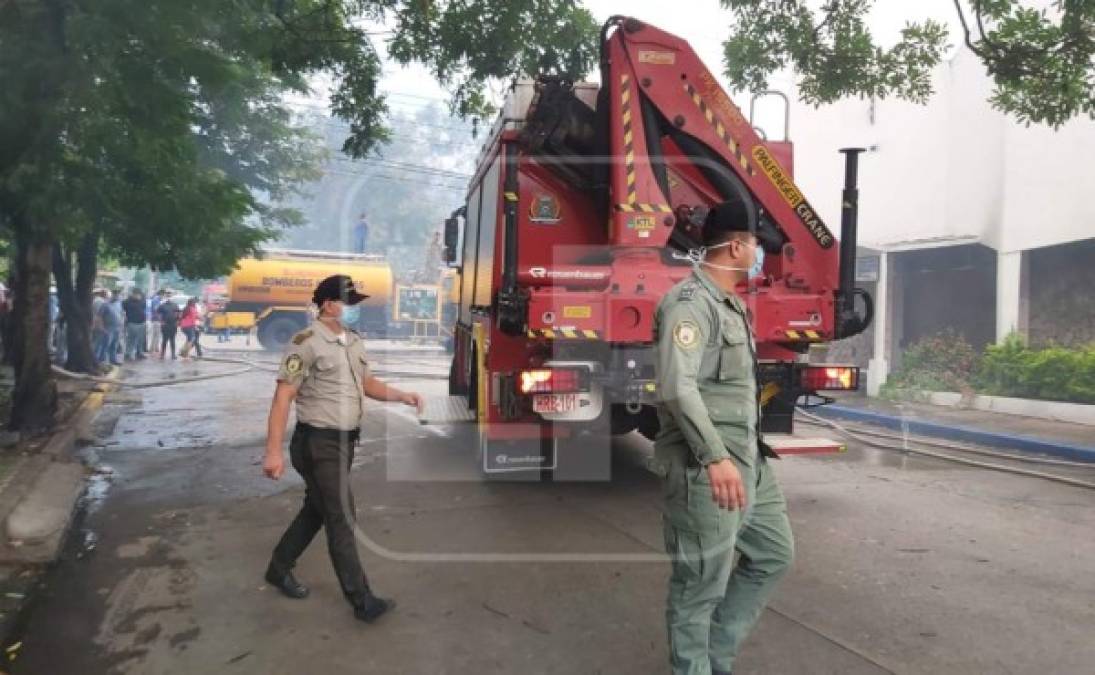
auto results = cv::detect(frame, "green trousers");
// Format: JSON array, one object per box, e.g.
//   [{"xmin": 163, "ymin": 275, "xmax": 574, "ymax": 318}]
[{"xmin": 662, "ymin": 456, "xmax": 794, "ymax": 675}]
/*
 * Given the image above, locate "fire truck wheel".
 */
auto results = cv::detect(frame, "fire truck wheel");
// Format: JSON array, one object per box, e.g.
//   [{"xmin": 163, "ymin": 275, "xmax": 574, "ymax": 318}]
[
  {"xmin": 609, "ymin": 406, "xmax": 640, "ymax": 436},
  {"xmin": 466, "ymin": 342, "xmax": 479, "ymax": 412},
  {"xmin": 611, "ymin": 404, "xmax": 660, "ymax": 441},
  {"xmin": 636, "ymin": 408, "xmax": 660, "ymax": 441},
  {"xmin": 447, "ymin": 356, "xmax": 463, "ymax": 396}
]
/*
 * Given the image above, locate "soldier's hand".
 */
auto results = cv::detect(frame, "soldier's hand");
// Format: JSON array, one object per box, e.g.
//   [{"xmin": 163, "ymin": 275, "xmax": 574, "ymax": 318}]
[
  {"xmin": 400, "ymin": 391, "xmax": 424, "ymax": 414},
  {"xmin": 263, "ymin": 449, "xmax": 285, "ymax": 480},
  {"xmin": 706, "ymin": 459, "xmax": 746, "ymax": 510}
]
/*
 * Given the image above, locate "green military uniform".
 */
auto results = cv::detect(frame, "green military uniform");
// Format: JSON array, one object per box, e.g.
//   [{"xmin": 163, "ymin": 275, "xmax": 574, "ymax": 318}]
[{"xmin": 654, "ymin": 268, "xmax": 794, "ymax": 675}]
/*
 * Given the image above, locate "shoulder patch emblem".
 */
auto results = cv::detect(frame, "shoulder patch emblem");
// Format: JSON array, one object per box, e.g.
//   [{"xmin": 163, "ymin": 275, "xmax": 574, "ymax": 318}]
[
  {"xmin": 678, "ymin": 285, "xmax": 696, "ymax": 301},
  {"xmin": 673, "ymin": 320, "xmax": 700, "ymax": 350},
  {"xmin": 291, "ymin": 330, "xmax": 313, "ymax": 345},
  {"xmin": 284, "ymin": 354, "xmax": 304, "ymax": 375}
]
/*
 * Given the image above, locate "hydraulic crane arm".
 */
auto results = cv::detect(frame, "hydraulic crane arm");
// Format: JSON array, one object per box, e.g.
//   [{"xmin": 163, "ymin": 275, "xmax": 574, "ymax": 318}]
[{"xmin": 600, "ymin": 16, "xmax": 840, "ymax": 297}]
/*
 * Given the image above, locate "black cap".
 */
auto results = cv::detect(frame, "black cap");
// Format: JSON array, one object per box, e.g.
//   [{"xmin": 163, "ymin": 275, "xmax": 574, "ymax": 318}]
[
  {"xmin": 313, "ymin": 274, "xmax": 369, "ymax": 306},
  {"xmin": 702, "ymin": 200, "xmax": 754, "ymax": 245}
]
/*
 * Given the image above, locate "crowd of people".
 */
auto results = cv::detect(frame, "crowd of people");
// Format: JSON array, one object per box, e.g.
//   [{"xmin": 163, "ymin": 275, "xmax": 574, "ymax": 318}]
[{"xmin": 50, "ymin": 288, "xmax": 207, "ymax": 368}]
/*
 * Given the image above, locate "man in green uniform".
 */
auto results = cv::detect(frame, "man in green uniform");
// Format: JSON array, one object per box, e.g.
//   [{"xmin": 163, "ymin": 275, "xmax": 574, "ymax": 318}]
[
  {"xmin": 655, "ymin": 202, "xmax": 794, "ymax": 675},
  {"xmin": 262, "ymin": 274, "xmax": 423, "ymax": 623}
]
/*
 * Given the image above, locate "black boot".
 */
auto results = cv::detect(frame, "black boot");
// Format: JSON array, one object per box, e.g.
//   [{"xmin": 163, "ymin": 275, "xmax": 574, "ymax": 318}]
[
  {"xmin": 264, "ymin": 562, "xmax": 309, "ymax": 599},
  {"xmin": 351, "ymin": 583, "xmax": 395, "ymax": 623}
]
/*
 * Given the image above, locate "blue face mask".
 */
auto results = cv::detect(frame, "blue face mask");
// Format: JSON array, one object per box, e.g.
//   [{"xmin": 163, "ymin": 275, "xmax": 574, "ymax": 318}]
[
  {"xmin": 340, "ymin": 304, "xmax": 361, "ymax": 329},
  {"xmin": 748, "ymin": 245, "xmax": 765, "ymax": 280}
]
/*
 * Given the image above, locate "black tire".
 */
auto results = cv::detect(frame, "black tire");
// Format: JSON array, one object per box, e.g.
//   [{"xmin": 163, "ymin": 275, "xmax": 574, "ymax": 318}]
[
  {"xmin": 448, "ymin": 354, "xmax": 466, "ymax": 397},
  {"xmin": 611, "ymin": 404, "xmax": 660, "ymax": 440},
  {"xmin": 258, "ymin": 315, "xmax": 305, "ymax": 352},
  {"xmin": 636, "ymin": 406, "xmax": 660, "ymax": 441},
  {"xmin": 466, "ymin": 341, "xmax": 478, "ymax": 412},
  {"xmin": 610, "ymin": 405, "xmax": 640, "ymax": 436}
]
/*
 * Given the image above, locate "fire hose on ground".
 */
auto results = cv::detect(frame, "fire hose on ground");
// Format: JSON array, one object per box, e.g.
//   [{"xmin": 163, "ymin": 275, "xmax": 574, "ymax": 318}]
[
  {"xmin": 51, "ymin": 352, "xmax": 448, "ymax": 391},
  {"xmin": 51, "ymin": 362, "xmax": 255, "ymax": 388},
  {"xmin": 795, "ymin": 407, "xmax": 1095, "ymax": 491}
]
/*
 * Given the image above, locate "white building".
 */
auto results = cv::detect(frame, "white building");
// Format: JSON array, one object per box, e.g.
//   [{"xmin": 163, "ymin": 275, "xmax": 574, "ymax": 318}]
[{"xmin": 788, "ymin": 47, "xmax": 1095, "ymax": 394}]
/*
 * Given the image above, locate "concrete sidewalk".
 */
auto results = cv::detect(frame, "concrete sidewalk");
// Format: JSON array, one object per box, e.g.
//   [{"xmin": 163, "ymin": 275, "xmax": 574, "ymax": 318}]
[{"xmin": 813, "ymin": 395, "xmax": 1095, "ymax": 461}]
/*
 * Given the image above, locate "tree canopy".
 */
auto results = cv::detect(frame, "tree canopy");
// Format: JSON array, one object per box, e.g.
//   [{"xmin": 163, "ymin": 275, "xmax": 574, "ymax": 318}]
[
  {"xmin": 721, "ymin": 0, "xmax": 1095, "ymax": 128},
  {"xmin": 0, "ymin": 0, "xmax": 601, "ymax": 429},
  {"xmin": 1, "ymin": 0, "xmax": 601, "ymax": 275}
]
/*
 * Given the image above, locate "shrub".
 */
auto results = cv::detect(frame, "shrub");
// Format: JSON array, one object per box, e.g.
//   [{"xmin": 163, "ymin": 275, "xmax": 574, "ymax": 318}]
[
  {"xmin": 881, "ymin": 329, "xmax": 979, "ymax": 397},
  {"xmin": 978, "ymin": 334, "xmax": 1095, "ymax": 404}
]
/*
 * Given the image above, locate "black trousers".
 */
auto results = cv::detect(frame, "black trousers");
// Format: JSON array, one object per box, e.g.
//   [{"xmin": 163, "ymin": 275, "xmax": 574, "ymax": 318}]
[
  {"xmin": 270, "ymin": 424, "xmax": 368, "ymax": 603},
  {"xmin": 160, "ymin": 325, "xmax": 177, "ymax": 358}
]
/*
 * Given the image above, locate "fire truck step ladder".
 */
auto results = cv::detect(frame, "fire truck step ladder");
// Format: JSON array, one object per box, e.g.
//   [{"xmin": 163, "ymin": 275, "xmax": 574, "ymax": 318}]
[
  {"xmin": 418, "ymin": 396, "xmax": 477, "ymax": 425},
  {"xmin": 765, "ymin": 433, "xmax": 846, "ymax": 455}
]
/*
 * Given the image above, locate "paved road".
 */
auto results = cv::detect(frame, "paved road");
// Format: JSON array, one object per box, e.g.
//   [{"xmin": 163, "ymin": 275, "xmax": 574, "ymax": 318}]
[{"xmin": 12, "ymin": 348, "xmax": 1095, "ymax": 674}]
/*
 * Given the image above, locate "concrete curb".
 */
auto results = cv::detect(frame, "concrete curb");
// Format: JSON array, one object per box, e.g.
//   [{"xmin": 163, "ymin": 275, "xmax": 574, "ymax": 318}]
[
  {"xmin": 5, "ymin": 462, "xmax": 86, "ymax": 560},
  {"xmin": 892, "ymin": 389, "xmax": 1095, "ymax": 427},
  {"xmin": 811, "ymin": 405, "xmax": 1095, "ymax": 463},
  {"xmin": 0, "ymin": 371, "xmax": 116, "ymax": 564}
]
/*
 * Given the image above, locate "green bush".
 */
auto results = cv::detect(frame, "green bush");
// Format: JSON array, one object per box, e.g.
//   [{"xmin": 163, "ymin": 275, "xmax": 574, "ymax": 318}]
[
  {"xmin": 978, "ymin": 334, "xmax": 1095, "ymax": 404},
  {"xmin": 881, "ymin": 329, "xmax": 979, "ymax": 397},
  {"xmin": 881, "ymin": 332, "xmax": 1095, "ymax": 405}
]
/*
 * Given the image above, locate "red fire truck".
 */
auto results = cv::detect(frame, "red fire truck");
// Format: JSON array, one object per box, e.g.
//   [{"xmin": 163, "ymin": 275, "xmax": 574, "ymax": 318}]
[{"xmin": 440, "ymin": 17, "xmax": 872, "ymax": 476}]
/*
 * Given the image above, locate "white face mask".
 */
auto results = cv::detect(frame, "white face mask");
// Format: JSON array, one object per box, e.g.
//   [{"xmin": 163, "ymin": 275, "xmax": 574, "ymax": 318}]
[{"xmin": 673, "ymin": 240, "xmax": 765, "ymax": 279}]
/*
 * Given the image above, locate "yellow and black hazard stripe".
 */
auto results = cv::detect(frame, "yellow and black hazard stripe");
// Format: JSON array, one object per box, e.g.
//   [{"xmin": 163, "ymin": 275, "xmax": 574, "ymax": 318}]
[
  {"xmin": 615, "ymin": 202, "xmax": 672, "ymax": 213},
  {"xmin": 527, "ymin": 329, "xmax": 601, "ymax": 340},
  {"xmin": 620, "ymin": 74, "xmax": 639, "ymax": 207},
  {"xmin": 784, "ymin": 329, "xmax": 822, "ymax": 341},
  {"xmin": 683, "ymin": 83, "xmax": 754, "ymax": 176},
  {"xmin": 618, "ymin": 75, "xmax": 672, "ymax": 216}
]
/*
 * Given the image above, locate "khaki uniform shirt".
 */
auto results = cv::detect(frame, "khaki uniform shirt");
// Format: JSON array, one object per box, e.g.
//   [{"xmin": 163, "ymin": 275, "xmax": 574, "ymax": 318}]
[
  {"xmin": 654, "ymin": 268, "xmax": 760, "ymax": 468},
  {"xmin": 276, "ymin": 321, "xmax": 373, "ymax": 431}
]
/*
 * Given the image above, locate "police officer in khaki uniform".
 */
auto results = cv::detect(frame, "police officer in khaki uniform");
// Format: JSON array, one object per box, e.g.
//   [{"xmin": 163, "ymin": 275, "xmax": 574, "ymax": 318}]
[
  {"xmin": 655, "ymin": 202, "xmax": 794, "ymax": 674},
  {"xmin": 262, "ymin": 274, "xmax": 423, "ymax": 623}
]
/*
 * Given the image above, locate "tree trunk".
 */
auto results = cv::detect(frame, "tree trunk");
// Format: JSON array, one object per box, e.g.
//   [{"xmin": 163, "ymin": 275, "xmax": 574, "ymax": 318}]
[
  {"xmin": 52, "ymin": 232, "xmax": 98, "ymax": 373},
  {"xmin": 2, "ymin": 260, "xmax": 17, "ymax": 368},
  {"xmin": 10, "ymin": 233, "xmax": 57, "ymax": 431}
]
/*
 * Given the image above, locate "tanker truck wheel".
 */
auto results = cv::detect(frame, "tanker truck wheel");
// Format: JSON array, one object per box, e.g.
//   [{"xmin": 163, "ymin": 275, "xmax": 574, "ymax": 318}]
[{"xmin": 258, "ymin": 316, "xmax": 305, "ymax": 352}]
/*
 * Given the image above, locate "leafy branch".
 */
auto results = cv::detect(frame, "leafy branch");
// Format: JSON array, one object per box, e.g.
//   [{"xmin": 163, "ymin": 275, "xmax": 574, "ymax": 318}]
[{"xmin": 721, "ymin": 0, "xmax": 1094, "ymax": 127}]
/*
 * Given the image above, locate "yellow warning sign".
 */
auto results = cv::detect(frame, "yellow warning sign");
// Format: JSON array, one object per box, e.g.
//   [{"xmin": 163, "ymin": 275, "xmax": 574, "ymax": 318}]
[
  {"xmin": 627, "ymin": 215, "xmax": 658, "ymax": 239},
  {"xmin": 563, "ymin": 305, "xmax": 592, "ymax": 319},
  {"xmin": 751, "ymin": 146, "xmax": 834, "ymax": 249},
  {"xmin": 638, "ymin": 50, "xmax": 676, "ymax": 65}
]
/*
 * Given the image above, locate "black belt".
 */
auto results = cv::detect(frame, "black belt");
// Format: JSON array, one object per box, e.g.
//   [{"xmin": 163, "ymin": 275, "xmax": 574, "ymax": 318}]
[{"xmin": 295, "ymin": 422, "xmax": 360, "ymax": 442}]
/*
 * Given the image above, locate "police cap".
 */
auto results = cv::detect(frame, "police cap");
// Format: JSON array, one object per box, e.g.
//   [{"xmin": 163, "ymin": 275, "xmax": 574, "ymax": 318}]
[{"xmin": 313, "ymin": 274, "xmax": 369, "ymax": 306}]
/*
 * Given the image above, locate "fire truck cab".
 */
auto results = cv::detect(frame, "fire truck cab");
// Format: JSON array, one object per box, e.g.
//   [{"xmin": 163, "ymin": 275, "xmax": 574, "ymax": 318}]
[{"xmin": 439, "ymin": 17, "xmax": 871, "ymax": 477}]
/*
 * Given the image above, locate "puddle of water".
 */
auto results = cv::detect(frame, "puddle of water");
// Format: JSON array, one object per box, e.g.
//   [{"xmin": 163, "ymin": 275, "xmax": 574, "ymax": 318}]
[
  {"xmin": 81, "ymin": 464, "xmax": 115, "ymax": 517},
  {"xmin": 74, "ymin": 530, "xmax": 99, "ymax": 560}
]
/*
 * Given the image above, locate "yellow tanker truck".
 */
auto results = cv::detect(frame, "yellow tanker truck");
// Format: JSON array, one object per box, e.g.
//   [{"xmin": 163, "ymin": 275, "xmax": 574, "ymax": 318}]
[{"xmin": 225, "ymin": 248, "xmax": 394, "ymax": 350}]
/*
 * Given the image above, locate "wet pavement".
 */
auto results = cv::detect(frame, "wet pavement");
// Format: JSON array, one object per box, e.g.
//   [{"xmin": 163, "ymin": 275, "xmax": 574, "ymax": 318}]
[{"xmin": 9, "ymin": 345, "xmax": 1095, "ymax": 674}]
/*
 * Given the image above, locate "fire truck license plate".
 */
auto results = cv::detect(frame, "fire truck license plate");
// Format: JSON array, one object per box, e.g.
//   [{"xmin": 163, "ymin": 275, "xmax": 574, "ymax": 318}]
[{"xmin": 533, "ymin": 394, "xmax": 578, "ymax": 414}]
